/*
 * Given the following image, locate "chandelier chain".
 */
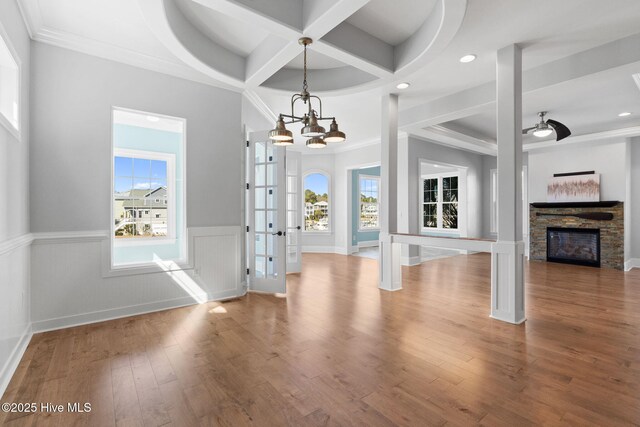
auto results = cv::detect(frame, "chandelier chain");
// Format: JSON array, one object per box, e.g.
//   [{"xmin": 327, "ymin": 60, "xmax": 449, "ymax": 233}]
[{"xmin": 302, "ymin": 43, "xmax": 308, "ymax": 94}]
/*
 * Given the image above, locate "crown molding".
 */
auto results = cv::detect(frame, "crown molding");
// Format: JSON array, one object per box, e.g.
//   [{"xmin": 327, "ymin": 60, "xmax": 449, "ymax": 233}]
[
  {"xmin": 408, "ymin": 126, "xmax": 497, "ymax": 156},
  {"xmin": 243, "ymin": 89, "xmax": 278, "ymax": 124},
  {"xmin": 16, "ymin": 0, "xmax": 41, "ymax": 39}
]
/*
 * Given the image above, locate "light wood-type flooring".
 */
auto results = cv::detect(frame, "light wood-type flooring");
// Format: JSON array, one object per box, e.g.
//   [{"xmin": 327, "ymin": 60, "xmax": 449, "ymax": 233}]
[{"xmin": 2, "ymin": 253, "xmax": 640, "ymax": 426}]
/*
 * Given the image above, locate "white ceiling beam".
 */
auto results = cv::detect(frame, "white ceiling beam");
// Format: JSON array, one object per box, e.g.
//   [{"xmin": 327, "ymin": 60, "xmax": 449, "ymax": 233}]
[
  {"xmin": 245, "ymin": 0, "xmax": 371, "ymax": 88},
  {"xmin": 191, "ymin": 0, "xmax": 302, "ymax": 39},
  {"xmin": 245, "ymin": 36, "xmax": 300, "ymax": 87},
  {"xmin": 399, "ymin": 32, "xmax": 640, "ymax": 130},
  {"xmin": 408, "ymin": 126, "xmax": 497, "ymax": 156},
  {"xmin": 303, "ymin": 0, "xmax": 369, "ymax": 39},
  {"xmin": 315, "ymin": 23, "xmax": 394, "ymax": 78}
]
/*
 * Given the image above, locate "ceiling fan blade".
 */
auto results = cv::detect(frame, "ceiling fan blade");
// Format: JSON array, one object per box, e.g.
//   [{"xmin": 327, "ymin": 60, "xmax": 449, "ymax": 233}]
[
  {"xmin": 522, "ymin": 126, "xmax": 536, "ymax": 135},
  {"xmin": 546, "ymin": 119, "xmax": 571, "ymax": 141}
]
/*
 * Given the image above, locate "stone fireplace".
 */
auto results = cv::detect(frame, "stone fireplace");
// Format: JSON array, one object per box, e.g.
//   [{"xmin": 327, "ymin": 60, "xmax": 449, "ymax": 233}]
[{"xmin": 529, "ymin": 201, "xmax": 624, "ymax": 270}]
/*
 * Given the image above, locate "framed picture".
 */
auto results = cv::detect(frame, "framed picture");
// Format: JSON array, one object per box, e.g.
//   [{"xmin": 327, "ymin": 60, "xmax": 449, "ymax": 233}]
[{"xmin": 547, "ymin": 173, "xmax": 600, "ymax": 202}]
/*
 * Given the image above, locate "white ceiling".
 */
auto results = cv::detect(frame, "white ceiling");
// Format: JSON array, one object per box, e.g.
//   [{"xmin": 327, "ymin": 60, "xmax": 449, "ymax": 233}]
[
  {"xmin": 18, "ymin": 0, "xmax": 640, "ymax": 153},
  {"xmin": 345, "ymin": 0, "xmax": 437, "ymax": 46},
  {"xmin": 174, "ymin": 0, "xmax": 269, "ymax": 57}
]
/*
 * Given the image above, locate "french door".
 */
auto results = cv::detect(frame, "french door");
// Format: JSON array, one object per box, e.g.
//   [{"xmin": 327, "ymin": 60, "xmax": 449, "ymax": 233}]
[
  {"xmin": 247, "ymin": 132, "xmax": 286, "ymax": 294},
  {"xmin": 286, "ymin": 151, "xmax": 302, "ymax": 273}
]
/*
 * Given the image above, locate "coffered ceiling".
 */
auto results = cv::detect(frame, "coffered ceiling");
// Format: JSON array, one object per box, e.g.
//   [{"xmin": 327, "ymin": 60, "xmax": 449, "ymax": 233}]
[{"xmin": 15, "ymin": 0, "xmax": 640, "ymax": 154}]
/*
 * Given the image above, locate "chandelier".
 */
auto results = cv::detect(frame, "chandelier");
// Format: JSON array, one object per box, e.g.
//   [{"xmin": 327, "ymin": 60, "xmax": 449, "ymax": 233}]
[{"xmin": 268, "ymin": 37, "xmax": 346, "ymax": 148}]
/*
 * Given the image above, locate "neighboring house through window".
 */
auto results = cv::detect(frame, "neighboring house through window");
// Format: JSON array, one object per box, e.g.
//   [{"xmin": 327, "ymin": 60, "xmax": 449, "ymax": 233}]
[
  {"xmin": 111, "ymin": 108, "xmax": 186, "ymax": 268},
  {"xmin": 359, "ymin": 175, "xmax": 380, "ymax": 230},
  {"xmin": 303, "ymin": 172, "xmax": 330, "ymax": 232}
]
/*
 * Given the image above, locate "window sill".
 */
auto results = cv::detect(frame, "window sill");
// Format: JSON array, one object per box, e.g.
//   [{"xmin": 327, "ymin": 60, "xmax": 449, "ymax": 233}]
[
  {"xmin": 104, "ymin": 258, "xmax": 191, "ymax": 278},
  {"xmin": 113, "ymin": 237, "xmax": 177, "ymax": 247},
  {"xmin": 302, "ymin": 231, "xmax": 333, "ymax": 235},
  {"xmin": 358, "ymin": 228, "xmax": 380, "ymax": 232}
]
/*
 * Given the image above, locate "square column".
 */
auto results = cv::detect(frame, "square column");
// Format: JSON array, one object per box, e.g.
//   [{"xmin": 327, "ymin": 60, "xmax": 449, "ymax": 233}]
[
  {"xmin": 492, "ymin": 44, "xmax": 525, "ymax": 323},
  {"xmin": 380, "ymin": 94, "xmax": 401, "ymax": 291}
]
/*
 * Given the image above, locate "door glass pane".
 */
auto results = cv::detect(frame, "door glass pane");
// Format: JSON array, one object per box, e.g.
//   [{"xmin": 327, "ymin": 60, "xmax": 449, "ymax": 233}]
[
  {"xmin": 255, "ymin": 233, "xmax": 266, "ymax": 255},
  {"xmin": 267, "ymin": 188, "xmax": 277, "ymax": 209},
  {"xmin": 255, "ymin": 164, "xmax": 266, "ymax": 186},
  {"xmin": 287, "ymin": 248, "xmax": 297, "ymax": 264},
  {"xmin": 287, "ymin": 176, "xmax": 296, "ymax": 193},
  {"xmin": 287, "ymin": 211, "xmax": 296, "ymax": 228},
  {"xmin": 267, "ymin": 257, "xmax": 276, "ymax": 278},
  {"xmin": 255, "ymin": 256, "xmax": 266, "ymax": 278},
  {"xmin": 267, "ymin": 163, "xmax": 277, "ymax": 186},
  {"xmin": 255, "ymin": 142, "xmax": 266, "ymax": 163},
  {"xmin": 267, "ymin": 234, "xmax": 277, "ymax": 257},
  {"xmin": 267, "ymin": 210, "xmax": 277, "ymax": 231},
  {"xmin": 255, "ymin": 211, "xmax": 266, "ymax": 232},
  {"xmin": 287, "ymin": 193, "xmax": 296, "ymax": 210},
  {"xmin": 287, "ymin": 231, "xmax": 297, "ymax": 246},
  {"xmin": 255, "ymin": 188, "xmax": 265, "ymax": 209}
]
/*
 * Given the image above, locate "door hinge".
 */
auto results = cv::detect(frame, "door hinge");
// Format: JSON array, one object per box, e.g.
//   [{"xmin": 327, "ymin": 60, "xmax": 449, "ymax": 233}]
[
  {"xmin": 246, "ymin": 183, "xmax": 250, "ymax": 190},
  {"xmin": 246, "ymin": 226, "xmax": 249, "ymax": 232},
  {"xmin": 246, "ymin": 140, "xmax": 250, "ymax": 147},
  {"xmin": 246, "ymin": 268, "xmax": 250, "ymax": 275}
]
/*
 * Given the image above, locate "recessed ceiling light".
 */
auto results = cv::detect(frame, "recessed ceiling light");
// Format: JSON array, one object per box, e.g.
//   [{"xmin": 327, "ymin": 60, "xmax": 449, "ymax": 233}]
[
  {"xmin": 459, "ymin": 54, "xmax": 477, "ymax": 63},
  {"xmin": 146, "ymin": 115, "xmax": 160, "ymax": 122},
  {"xmin": 618, "ymin": 112, "xmax": 632, "ymax": 117},
  {"xmin": 396, "ymin": 82, "xmax": 410, "ymax": 89}
]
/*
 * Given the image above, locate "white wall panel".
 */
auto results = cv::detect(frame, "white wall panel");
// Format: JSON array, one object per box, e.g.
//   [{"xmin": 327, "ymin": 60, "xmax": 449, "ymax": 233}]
[{"xmin": 31, "ymin": 227, "xmax": 243, "ymax": 332}]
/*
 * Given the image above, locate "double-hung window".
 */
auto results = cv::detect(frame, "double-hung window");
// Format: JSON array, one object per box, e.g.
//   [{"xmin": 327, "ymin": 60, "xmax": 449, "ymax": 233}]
[
  {"xmin": 111, "ymin": 108, "xmax": 186, "ymax": 268},
  {"xmin": 421, "ymin": 174, "xmax": 459, "ymax": 231},
  {"xmin": 358, "ymin": 175, "xmax": 380, "ymax": 230}
]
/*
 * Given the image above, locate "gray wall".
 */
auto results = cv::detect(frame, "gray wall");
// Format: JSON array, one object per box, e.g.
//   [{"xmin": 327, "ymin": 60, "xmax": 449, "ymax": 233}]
[
  {"xmin": 0, "ymin": 0, "xmax": 31, "ymax": 395},
  {"xmin": 30, "ymin": 43, "xmax": 242, "ymax": 232},
  {"xmin": 630, "ymin": 138, "xmax": 640, "ymax": 260},
  {"xmin": 406, "ymin": 137, "xmax": 484, "ymax": 238}
]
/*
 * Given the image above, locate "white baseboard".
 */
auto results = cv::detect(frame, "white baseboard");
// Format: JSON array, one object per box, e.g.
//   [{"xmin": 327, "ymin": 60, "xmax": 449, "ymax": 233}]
[
  {"xmin": 302, "ymin": 246, "xmax": 339, "ymax": 254},
  {"xmin": 31, "ymin": 291, "xmax": 238, "ymax": 333},
  {"xmin": 0, "ymin": 324, "xmax": 33, "ymax": 399},
  {"xmin": 401, "ymin": 256, "xmax": 422, "ymax": 266},
  {"xmin": 624, "ymin": 258, "xmax": 640, "ymax": 271},
  {"xmin": 357, "ymin": 240, "xmax": 379, "ymax": 248}
]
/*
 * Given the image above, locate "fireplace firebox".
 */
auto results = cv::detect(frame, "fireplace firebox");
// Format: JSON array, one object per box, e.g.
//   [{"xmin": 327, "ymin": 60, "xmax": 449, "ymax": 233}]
[{"xmin": 546, "ymin": 227, "xmax": 601, "ymax": 268}]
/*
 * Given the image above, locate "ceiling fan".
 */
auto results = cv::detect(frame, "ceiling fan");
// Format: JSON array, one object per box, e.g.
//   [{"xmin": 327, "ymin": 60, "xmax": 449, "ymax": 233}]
[{"xmin": 522, "ymin": 111, "xmax": 571, "ymax": 141}]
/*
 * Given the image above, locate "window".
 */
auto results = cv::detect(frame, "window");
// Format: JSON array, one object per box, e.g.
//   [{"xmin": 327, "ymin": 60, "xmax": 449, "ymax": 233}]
[
  {"xmin": 421, "ymin": 174, "xmax": 459, "ymax": 231},
  {"xmin": 359, "ymin": 175, "xmax": 380, "ymax": 230},
  {"xmin": 111, "ymin": 108, "xmax": 185, "ymax": 268},
  {"xmin": 303, "ymin": 172, "xmax": 330, "ymax": 232},
  {"xmin": 113, "ymin": 150, "xmax": 173, "ymax": 239},
  {"xmin": 0, "ymin": 25, "xmax": 20, "ymax": 138}
]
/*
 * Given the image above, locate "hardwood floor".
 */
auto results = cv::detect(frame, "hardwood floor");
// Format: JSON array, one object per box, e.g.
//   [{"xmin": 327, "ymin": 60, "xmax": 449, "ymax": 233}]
[{"xmin": 2, "ymin": 253, "xmax": 640, "ymax": 426}]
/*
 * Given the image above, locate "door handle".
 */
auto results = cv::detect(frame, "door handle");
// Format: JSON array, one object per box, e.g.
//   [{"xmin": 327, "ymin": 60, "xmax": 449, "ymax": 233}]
[
  {"xmin": 272, "ymin": 231, "xmax": 283, "ymax": 236},
  {"xmin": 296, "ymin": 226, "xmax": 301, "ymax": 230}
]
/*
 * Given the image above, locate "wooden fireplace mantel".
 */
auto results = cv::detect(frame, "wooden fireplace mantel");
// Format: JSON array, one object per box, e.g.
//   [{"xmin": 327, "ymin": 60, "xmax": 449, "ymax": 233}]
[{"xmin": 530, "ymin": 201, "xmax": 620, "ymax": 209}]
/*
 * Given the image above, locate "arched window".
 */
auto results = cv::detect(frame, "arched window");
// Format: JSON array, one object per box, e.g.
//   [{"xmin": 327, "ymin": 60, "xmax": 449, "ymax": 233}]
[{"xmin": 303, "ymin": 172, "xmax": 330, "ymax": 232}]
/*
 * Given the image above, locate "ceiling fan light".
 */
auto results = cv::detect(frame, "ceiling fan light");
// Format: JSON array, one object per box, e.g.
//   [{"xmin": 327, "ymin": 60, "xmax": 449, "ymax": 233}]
[
  {"xmin": 269, "ymin": 117, "xmax": 293, "ymax": 142},
  {"xmin": 533, "ymin": 128, "xmax": 553, "ymax": 138},
  {"xmin": 306, "ymin": 137, "xmax": 326, "ymax": 148},
  {"xmin": 324, "ymin": 119, "xmax": 346, "ymax": 142}
]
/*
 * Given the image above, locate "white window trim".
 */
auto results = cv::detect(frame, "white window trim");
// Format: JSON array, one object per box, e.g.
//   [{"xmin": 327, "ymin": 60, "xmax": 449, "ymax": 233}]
[
  {"xmin": 0, "ymin": 20, "xmax": 21, "ymax": 141},
  {"xmin": 358, "ymin": 174, "xmax": 380, "ymax": 232},
  {"xmin": 420, "ymin": 172, "xmax": 460, "ymax": 233},
  {"xmin": 302, "ymin": 170, "xmax": 332, "ymax": 234},
  {"xmin": 112, "ymin": 147, "xmax": 176, "ymax": 248}
]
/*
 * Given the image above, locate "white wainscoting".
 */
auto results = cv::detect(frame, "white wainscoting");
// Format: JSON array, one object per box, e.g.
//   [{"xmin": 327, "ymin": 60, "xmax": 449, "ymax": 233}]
[
  {"xmin": 0, "ymin": 234, "xmax": 32, "ymax": 399},
  {"xmin": 31, "ymin": 226, "xmax": 244, "ymax": 332}
]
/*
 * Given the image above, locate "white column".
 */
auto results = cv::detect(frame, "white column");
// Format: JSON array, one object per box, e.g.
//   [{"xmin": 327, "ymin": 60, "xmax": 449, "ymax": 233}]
[
  {"xmin": 380, "ymin": 94, "xmax": 402, "ymax": 291},
  {"xmin": 491, "ymin": 44, "xmax": 525, "ymax": 324}
]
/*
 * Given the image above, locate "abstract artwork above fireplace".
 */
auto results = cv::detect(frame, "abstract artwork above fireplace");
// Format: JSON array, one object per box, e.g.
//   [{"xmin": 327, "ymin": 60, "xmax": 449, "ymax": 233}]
[{"xmin": 547, "ymin": 173, "xmax": 600, "ymax": 202}]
